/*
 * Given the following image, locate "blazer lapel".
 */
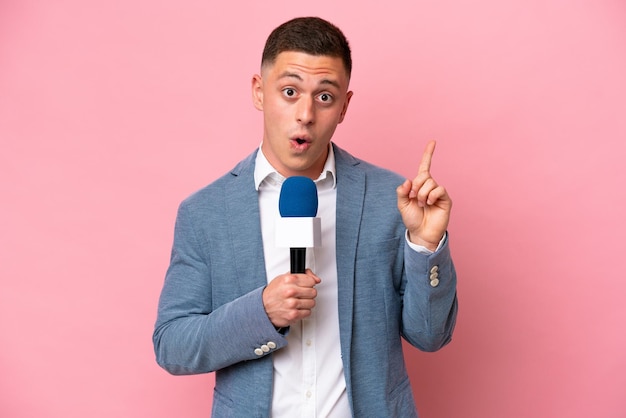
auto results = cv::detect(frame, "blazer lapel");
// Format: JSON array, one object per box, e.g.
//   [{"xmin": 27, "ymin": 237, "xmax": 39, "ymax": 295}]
[
  {"xmin": 333, "ymin": 144, "xmax": 365, "ymax": 382},
  {"xmin": 224, "ymin": 150, "xmax": 268, "ymax": 295}
]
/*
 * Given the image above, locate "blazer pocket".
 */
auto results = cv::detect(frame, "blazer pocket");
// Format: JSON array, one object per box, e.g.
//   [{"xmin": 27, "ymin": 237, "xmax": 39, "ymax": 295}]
[
  {"xmin": 356, "ymin": 236, "xmax": 401, "ymax": 260},
  {"xmin": 211, "ymin": 387, "xmax": 235, "ymax": 416}
]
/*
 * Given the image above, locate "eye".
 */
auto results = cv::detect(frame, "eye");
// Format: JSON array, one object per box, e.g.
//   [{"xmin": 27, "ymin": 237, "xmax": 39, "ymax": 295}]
[
  {"xmin": 283, "ymin": 88, "xmax": 297, "ymax": 98},
  {"xmin": 318, "ymin": 93, "xmax": 333, "ymax": 104}
]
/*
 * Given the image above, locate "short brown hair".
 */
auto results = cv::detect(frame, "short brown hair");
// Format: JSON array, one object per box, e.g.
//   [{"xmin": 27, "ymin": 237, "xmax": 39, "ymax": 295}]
[{"xmin": 261, "ymin": 17, "xmax": 352, "ymax": 77}]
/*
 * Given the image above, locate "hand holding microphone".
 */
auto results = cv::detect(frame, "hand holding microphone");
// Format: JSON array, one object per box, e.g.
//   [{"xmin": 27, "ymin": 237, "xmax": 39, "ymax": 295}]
[
  {"xmin": 262, "ymin": 176, "xmax": 322, "ymax": 328},
  {"xmin": 262, "ymin": 269, "xmax": 321, "ymax": 328}
]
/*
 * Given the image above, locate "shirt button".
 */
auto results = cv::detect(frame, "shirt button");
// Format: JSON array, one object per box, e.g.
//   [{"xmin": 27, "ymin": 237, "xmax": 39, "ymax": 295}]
[
  {"xmin": 430, "ymin": 278, "xmax": 440, "ymax": 287},
  {"xmin": 254, "ymin": 348, "xmax": 263, "ymax": 356},
  {"xmin": 267, "ymin": 341, "xmax": 276, "ymax": 349},
  {"xmin": 306, "ymin": 390, "xmax": 312, "ymax": 398},
  {"xmin": 305, "ymin": 339, "xmax": 312, "ymax": 346}
]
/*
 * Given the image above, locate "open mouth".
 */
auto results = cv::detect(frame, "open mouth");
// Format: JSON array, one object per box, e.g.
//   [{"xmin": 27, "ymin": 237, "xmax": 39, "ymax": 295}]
[{"xmin": 290, "ymin": 135, "xmax": 311, "ymax": 150}]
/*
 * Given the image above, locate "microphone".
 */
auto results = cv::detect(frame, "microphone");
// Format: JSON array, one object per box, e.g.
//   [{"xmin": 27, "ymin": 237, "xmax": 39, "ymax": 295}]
[{"xmin": 276, "ymin": 176, "xmax": 321, "ymax": 274}]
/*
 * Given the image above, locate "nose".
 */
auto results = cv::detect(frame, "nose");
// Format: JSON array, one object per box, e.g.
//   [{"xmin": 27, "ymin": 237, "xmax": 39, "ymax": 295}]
[{"xmin": 296, "ymin": 96, "xmax": 314, "ymax": 125}]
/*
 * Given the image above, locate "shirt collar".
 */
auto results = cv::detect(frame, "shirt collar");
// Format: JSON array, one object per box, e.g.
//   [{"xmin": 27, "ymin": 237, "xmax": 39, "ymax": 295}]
[{"xmin": 254, "ymin": 143, "xmax": 337, "ymax": 191}]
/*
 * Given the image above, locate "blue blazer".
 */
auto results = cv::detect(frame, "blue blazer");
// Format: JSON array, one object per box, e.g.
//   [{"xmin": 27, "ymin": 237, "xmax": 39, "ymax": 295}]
[{"xmin": 153, "ymin": 144, "xmax": 458, "ymax": 417}]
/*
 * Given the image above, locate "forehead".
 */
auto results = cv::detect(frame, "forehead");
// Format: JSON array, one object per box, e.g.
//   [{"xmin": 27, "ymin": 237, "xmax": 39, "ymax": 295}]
[{"xmin": 263, "ymin": 51, "xmax": 349, "ymax": 84}]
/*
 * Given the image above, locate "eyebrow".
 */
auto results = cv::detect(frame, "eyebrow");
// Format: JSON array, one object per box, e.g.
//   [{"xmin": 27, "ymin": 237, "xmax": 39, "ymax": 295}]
[{"xmin": 278, "ymin": 71, "xmax": 341, "ymax": 89}]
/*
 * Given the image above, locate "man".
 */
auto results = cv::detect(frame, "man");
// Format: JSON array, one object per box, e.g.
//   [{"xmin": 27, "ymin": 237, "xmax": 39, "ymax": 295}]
[{"xmin": 153, "ymin": 16, "xmax": 458, "ymax": 417}]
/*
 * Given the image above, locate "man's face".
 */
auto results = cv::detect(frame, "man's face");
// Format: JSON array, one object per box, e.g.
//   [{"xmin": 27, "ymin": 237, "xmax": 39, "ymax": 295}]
[{"xmin": 252, "ymin": 51, "xmax": 353, "ymax": 179}]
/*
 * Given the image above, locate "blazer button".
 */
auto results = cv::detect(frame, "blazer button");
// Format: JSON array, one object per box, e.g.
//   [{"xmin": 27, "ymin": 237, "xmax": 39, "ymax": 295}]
[
  {"xmin": 267, "ymin": 341, "xmax": 276, "ymax": 349},
  {"xmin": 254, "ymin": 348, "xmax": 263, "ymax": 356},
  {"xmin": 261, "ymin": 345, "xmax": 270, "ymax": 353},
  {"xmin": 430, "ymin": 265, "xmax": 439, "ymax": 274},
  {"xmin": 430, "ymin": 278, "xmax": 440, "ymax": 287}
]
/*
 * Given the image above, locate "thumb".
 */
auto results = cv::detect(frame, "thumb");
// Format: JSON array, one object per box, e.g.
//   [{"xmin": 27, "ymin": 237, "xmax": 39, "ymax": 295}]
[{"xmin": 396, "ymin": 179, "xmax": 412, "ymax": 207}]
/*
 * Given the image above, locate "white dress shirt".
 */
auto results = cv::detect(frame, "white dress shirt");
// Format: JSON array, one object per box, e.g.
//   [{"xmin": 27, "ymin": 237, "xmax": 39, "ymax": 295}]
[
  {"xmin": 254, "ymin": 144, "xmax": 440, "ymax": 417},
  {"xmin": 255, "ymin": 145, "xmax": 349, "ymax": 418}
]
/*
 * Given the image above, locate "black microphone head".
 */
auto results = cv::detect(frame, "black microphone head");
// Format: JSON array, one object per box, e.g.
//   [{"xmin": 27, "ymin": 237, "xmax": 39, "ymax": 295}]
[{"xmin": 279, "ymin": 176, "xmax": 318, "ymax": 217}]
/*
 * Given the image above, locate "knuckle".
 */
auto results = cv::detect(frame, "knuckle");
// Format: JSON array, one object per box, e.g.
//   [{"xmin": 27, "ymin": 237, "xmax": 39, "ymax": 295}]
[{"xmin": 285, "ymin": 311, "xmax": 299, "ymax": 322}]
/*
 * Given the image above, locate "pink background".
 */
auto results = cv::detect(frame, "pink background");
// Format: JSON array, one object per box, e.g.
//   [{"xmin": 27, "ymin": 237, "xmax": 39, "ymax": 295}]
[{"xmin": 1, "ymin": 0, "xmax": 625, "ymax": 417}]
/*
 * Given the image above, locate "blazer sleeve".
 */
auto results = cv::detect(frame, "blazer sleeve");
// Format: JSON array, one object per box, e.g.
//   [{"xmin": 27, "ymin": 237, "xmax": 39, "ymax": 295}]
[
  {"xmin": 152, "ymin": 201, "xmax": 287, "ymax": 375},
  {"xmin": 401, "ymin": 233, "xmax": 458, "ymax": 352}
]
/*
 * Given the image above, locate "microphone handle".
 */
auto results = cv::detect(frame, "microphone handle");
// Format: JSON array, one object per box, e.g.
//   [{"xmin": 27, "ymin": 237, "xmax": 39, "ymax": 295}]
[{"xmin": 290, "ymin": 247, "xmax": 306, "ymax": 274}]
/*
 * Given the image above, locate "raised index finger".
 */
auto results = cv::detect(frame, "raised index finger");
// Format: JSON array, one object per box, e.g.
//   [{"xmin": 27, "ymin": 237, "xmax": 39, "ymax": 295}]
[{"xmin": 418, "ymin": 140, "xmax": 436, "ymax": 174}]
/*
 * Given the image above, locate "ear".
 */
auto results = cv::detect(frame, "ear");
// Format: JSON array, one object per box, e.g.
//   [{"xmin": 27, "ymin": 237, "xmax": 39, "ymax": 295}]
[
  {"xmin": 251, "ymin": 74, "xmax": 264, "ymax": 111},
  {"xmin": 338, "ymin": 90, "xmax": 353, "ymax": 124}
]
